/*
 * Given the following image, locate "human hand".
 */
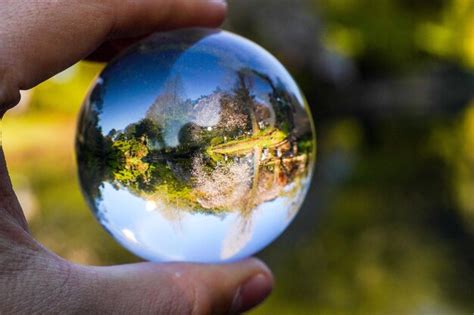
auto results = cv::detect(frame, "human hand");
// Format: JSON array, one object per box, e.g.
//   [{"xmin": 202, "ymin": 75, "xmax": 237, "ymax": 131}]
[{"xmin": 0, "ymin": 1, "xmax": 273, "ymax": 313}]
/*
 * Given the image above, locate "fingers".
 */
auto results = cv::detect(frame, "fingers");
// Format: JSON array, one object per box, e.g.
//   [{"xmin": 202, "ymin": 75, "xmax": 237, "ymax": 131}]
[
  {"xmin": 88, "ymin": 258, "xmax": 274, "ymax": 314},
  {"xmin": 109, "ymin": 0, "xmax": 228, "ymax": 38},
  {"xmin": 0, "ymin": 0, "xmax": 227, "ymax": 109}
]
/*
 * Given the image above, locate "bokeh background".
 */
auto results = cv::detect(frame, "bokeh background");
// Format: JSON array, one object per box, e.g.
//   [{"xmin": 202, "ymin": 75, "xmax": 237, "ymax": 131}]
[{"xmin": 3, "ymin": 0, "xmax": 474, "ymax": 313}]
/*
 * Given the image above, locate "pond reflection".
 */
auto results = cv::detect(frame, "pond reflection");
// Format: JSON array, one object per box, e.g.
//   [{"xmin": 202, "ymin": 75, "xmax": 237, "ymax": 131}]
[{"xmin": 76, "ymin": 28, "xmax": 315, "ymax": 262}]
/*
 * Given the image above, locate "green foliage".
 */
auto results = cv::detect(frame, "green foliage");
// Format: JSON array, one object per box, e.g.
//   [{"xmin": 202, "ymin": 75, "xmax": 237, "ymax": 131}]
[{"xmin": 319, "ymin": 0, "xmax": 474, "ymax": 70}]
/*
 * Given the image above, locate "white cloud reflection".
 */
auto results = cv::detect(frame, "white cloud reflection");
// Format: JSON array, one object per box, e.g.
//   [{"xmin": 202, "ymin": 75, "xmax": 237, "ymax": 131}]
[{"xmin": 97, "ymin": 182, "xmax": 296, "ymax": 263}]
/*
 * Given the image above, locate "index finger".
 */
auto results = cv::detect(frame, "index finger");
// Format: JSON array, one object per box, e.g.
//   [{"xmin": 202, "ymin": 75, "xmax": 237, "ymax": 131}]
[{"xmin": 0, "ymin": 0, "xmax": 227, "ymax": 110}]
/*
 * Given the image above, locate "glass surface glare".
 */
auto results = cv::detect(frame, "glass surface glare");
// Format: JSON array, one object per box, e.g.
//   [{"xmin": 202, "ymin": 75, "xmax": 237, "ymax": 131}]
[{"xmin": 76, "ymin": 28, "xmax": 316, "ymax": 263}]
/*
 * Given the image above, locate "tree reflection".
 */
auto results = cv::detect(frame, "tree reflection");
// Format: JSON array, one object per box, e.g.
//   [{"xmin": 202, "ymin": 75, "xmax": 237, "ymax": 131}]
[{"xmin": 77, "ymin": 68, "xmax": 314, "ymax": 223}]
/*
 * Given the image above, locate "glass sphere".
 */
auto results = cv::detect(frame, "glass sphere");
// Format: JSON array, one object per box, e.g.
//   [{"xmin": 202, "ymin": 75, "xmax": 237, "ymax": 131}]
[{"xmin": 76, "ymin": 28, "xmax": 316, "ymax": 263}]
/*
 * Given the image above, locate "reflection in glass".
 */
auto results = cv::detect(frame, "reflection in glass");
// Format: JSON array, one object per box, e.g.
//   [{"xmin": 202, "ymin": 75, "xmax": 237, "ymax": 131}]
[{"xmin": 76, "ymin": 28, "xmax": 316, "ymax": 263}]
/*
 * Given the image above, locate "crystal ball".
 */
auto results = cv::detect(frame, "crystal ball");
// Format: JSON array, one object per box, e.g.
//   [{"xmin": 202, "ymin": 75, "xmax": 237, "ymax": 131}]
[{"xmin": 76, "ymin": 28, "xmax": 316, "ymax": 263}]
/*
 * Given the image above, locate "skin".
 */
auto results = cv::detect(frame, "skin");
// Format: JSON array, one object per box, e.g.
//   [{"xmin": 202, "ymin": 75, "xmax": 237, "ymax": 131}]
[{"xmin": 0, "ymin": 0, "xmax": 274, "ymax": 313}]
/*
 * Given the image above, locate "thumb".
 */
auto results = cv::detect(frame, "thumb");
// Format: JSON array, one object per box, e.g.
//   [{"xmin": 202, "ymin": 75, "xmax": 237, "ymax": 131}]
[{"xmin": 87, "ymin": 258, "xmax": 273, "ymax": 314}]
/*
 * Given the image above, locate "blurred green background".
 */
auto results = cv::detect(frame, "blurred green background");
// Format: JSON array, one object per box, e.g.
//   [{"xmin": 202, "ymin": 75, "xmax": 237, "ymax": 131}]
[{"xmin": 3, "ymin": 0, "xmax": 474, "ymax": 314}]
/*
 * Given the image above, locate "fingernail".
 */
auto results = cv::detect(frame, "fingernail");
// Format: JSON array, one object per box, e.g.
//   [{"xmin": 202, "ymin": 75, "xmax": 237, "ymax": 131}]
[
  {"xmin": 230, "ymin": 273, "xmax": 273, "ymax": 314},
  {"xmin": 207, "ymin": 0, "xmax": 227, "ymax": 5}
]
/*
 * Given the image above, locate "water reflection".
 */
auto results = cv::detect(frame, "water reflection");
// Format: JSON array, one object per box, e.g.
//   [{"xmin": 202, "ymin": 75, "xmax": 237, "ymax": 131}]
[{"xmin": 76, "ymin": 28, "xmax": 316, "ymax": 262}]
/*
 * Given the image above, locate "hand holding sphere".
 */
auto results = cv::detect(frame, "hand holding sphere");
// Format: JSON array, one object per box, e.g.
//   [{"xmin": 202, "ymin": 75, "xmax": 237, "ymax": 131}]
[{"xmin": 0, "ymin": 1, "xmax": 279, "ymax": 313}]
